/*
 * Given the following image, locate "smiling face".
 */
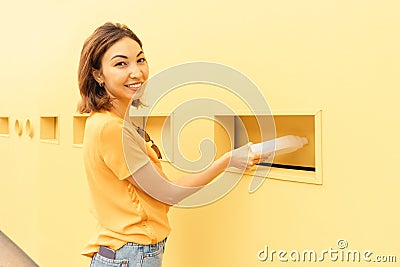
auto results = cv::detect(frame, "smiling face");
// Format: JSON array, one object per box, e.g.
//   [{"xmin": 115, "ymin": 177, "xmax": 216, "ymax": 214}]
[{"xmin": 93, "ymin": 37, "xmax": 149, "ymax": 111}]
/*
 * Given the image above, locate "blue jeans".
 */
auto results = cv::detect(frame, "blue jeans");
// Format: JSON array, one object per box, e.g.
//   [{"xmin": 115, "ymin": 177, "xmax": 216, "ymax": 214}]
[{"xmin": 90, "ymin": 239, "xmax": 167, "ymax": 267}]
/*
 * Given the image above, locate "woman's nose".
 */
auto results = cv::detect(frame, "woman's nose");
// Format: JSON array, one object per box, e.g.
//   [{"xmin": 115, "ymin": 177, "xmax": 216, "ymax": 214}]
[{"xmin": 130, "ymin": 65, "xmax": 142, "ymax": 79}]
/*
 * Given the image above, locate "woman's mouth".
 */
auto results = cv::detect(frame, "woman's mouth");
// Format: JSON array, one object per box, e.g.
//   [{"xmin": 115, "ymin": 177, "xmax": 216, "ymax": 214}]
[{"xmin": 126, "ymin": 83, "xmax": 142, "ymax": 90}]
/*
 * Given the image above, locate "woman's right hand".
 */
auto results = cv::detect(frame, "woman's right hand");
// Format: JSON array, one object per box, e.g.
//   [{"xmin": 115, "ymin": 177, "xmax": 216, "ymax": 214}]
[{"xmin": 226, "ymin": 143, "xmax": 263, "ymax": 170}]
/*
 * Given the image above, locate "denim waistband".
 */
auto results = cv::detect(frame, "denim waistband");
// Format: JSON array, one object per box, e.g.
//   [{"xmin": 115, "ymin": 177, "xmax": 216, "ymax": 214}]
[{"xmin": 122, "ymin": 238, "xmax": 167, "ymax": 254}]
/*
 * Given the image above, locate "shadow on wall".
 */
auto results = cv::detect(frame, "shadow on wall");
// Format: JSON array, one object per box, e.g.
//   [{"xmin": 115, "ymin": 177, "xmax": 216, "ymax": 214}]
[{"xmin": 0, "ymin": 231, "xmax": 39, "ymax": 267}]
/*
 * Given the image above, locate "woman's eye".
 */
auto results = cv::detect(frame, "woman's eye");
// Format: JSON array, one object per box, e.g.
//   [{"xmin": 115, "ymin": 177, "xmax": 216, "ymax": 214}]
[
  {"xmin": 115, "ymin": 61, "xmax": 127, "ymax": 66},
  {"xmin": 137, "ymin": 58, "xmax": 147, "ymax": 64}
]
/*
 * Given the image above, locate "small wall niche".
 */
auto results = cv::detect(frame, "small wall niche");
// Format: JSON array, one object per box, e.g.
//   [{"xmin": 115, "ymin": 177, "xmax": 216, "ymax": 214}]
[
  {"xmin": 214, "ymin": 110, "xmax": 322, "ymax": 184},
  {"xmin": 0, "ymin": 117, "xmax": 10, "ymax": 136},
  {"xmin": 40, "ymin": 116, "xmax": 59, "ymax": 144},
  {"xmin": 73, "ymin": 114, "xmax": 89, "ymax": 147},
  {"xmin": 128, "ymin": 110, "xmax": 173, "ymax": 162},
  {"xmin": 237, "ymin": 114, "xmax": 315, "ymax": 170},
  {"xmin": 14, "ymin": 120, "xmax": 23, "ymax": 136},
  {"xmin": 25, "ymin": 119, "xmax": 33, "ymax": 138}
]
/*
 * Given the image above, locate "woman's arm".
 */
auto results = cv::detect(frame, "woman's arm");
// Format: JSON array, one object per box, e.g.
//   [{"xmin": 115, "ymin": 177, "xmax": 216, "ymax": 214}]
[{"xmin": 127, "ymin": 143, "xmax": 261, "ymax": 205}]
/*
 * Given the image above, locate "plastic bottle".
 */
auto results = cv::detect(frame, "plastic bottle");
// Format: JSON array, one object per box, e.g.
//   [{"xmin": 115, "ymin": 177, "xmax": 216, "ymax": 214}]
[{"xmin": 250, "ymin": 135, "xmax": 308, "ymax": 161}]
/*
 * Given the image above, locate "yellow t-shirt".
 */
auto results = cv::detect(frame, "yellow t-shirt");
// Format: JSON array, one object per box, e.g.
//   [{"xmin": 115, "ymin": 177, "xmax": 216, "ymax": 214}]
[{"xmin": 81, "ymin": 111, "xmax": 170, "ymax": 257}]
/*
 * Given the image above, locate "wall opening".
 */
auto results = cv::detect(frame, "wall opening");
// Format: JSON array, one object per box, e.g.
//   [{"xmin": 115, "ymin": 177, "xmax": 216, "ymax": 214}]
[
  {"xmin": 40, "ymin": 116, "xmax": 59, "ymax": 143},
  {"xmin": 0, "ymin": 117, "xmax": 10, "ymax": 136},
  {"xmin": 72, "ymin": 114, "xmax": 88, "ymax": 147},
  {"xmin": 214, "ymin": 110, "xmax": 322, "ymax": 184}
]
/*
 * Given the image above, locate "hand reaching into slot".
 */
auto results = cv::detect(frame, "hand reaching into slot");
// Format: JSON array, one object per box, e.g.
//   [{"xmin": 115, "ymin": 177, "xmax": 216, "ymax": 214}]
[{"xmin": 227, "ymin": 143, "xmax": 269, "ymax": 170}]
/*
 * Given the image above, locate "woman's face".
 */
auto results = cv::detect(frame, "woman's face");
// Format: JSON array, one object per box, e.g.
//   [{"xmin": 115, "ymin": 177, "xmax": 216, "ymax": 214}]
[{"xmin": 96, "ymin": 37, "xmax": 149, "ymax": 106}]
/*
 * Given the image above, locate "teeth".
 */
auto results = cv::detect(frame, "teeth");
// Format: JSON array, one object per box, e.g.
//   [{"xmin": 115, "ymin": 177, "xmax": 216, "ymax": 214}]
[{"xmin": 127, "ymin": 83, "xmax": 142, "ymax": 88}]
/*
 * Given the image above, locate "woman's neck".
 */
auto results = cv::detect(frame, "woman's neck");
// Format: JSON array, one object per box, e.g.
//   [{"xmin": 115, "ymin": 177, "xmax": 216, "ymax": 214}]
[{"xmin": 110, "ymin": 100, "xmax": 129, "ymax": 118}]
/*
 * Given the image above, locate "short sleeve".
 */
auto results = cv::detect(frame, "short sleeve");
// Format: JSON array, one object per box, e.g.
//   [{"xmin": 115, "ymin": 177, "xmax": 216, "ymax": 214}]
[{"xmin": 100, "ymin": 119, "xmax": 149, "ymax": 180}]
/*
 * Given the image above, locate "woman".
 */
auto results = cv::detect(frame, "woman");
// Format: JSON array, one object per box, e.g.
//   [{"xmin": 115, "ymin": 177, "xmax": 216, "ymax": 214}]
[{"xmin": 78, "ymin": 22, "xmax": 260, "ymax": 267}]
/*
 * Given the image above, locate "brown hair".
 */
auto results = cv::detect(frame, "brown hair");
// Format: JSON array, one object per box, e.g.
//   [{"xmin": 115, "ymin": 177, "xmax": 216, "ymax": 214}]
[{"xmin": 77, "ymin": 22, "xmax": 143, "ymax": 113}]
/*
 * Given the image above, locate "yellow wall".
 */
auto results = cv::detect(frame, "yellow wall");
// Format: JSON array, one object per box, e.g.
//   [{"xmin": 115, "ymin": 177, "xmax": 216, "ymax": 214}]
[{"xmin": 1, "ymin": 0, "xmax": 399, "ymax": 266}]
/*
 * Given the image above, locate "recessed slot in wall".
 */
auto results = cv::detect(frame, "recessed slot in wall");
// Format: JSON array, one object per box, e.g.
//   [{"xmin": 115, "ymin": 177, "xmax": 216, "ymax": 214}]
[
  {"xmin": 236, "ymin": 114, "xmax": 315, "ymax": 170},
  {"xmin": 40, "ymin": 116, "xmax": 59, "ymax": 144},
  {"xmin": 25, "ymin": 119, "xmax": 33, "ymax": 138},
  {"xmin": 14, "ymin": 120, "xmax": 22, "ymax": 136},
  {"xmin": 73, "ymin": 114, "xmax": 89, "ymax": 147},
  {"xmin": 214, "ymin": 110, "xmax": 322, "ymax": 184},
  {"xmin": 0, "ymin": 117, "xmax": 10, "ymax": 136}
]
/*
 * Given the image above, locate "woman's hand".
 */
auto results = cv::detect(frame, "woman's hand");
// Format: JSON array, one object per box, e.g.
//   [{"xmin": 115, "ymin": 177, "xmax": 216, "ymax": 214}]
[{"xmin": 226, "ymin": 142, "xmax": 264, "ymax": 170}]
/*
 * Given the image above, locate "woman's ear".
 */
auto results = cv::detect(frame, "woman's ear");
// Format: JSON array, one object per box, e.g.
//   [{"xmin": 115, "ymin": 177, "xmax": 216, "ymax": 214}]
[{"xmin": 92, "ymin": 68, "xmax": 103, "ymax": 84}]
